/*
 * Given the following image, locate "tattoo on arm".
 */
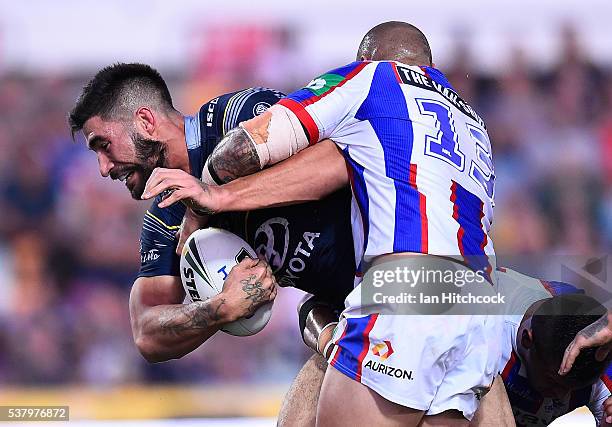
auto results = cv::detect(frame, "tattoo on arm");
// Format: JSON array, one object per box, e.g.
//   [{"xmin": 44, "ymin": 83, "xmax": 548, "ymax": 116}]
[
  {"xmin": 579, "ymin": 314, "xmax": 610, "ymax": 339},
  {"xmin": 182, "ymin": 182, "xmax": 217, "ymax": 215},
  {"xmin": 158, "ymin": 299, "xmax": 226, "ymax": 336},
  {"xmin": 210, "ymin": 127, "xmax": 261, "ymax": 184},
  {"xmin": 240, "ymin": 273, "xmax": 270, "ymax": 315}
]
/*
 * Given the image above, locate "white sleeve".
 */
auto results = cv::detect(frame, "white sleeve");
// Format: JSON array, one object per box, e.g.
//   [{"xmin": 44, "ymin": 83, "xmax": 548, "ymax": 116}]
[{"xmin": 277, "ymin": 61, "xmax": 377, "ymax": 144}]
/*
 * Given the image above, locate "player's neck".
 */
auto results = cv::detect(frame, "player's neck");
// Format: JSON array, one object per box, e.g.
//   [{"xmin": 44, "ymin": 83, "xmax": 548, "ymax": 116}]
[{"xmin": 158, "ymin": 112, "xmax": 191, "ymax": 173}]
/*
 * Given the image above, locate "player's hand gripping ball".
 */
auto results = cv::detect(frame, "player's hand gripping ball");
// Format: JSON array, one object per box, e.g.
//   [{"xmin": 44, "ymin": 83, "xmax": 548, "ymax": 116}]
[{"xmin": 180, "ymin": 228, "xmax": 273, "ymax": 336}]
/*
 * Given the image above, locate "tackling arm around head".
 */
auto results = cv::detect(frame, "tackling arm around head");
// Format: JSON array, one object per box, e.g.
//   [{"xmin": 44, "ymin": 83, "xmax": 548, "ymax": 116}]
[
  {"xmin": 142, "ymin": 138, "xmax": 349, "ymax": 214},
  {"xmin": 141, "ymin": 104, "xmax": 349, "ymax": 213}
]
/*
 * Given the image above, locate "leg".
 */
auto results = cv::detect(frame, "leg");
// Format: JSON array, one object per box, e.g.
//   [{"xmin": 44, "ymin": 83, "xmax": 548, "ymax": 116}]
[
  {"xmin": 469, "ymin": 375, "xmax": 516, "ymax": 427},
  {"xmin": 316, "ymin": 364, "xmax": 425, "ymax": 427},
  {"xmin": 277, "ymin": 353, "xmax": 327, "ymax": 427}
]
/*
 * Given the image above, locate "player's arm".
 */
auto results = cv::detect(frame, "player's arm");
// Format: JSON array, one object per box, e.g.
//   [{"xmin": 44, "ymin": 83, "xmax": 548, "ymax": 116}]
[
  {"xmin": 129, "ymin": 275, "xmax": 221, "ymax": 363},
  {"xmin": 199, "ymin": 61, "xmax": 374, "ymax": 186},
  {"xmin": 298, "ymin": 294, "xmax": 339, "ymax": 359},
  {"xmin": 130, "ymin": 258, "xmax": 276, "ymax": 363},
  {"xmin": 143, "ymin": 139, "xmax": 348, "ymax": 213},
  {"xmin": 560, "ymin": 311, "xmax": 612, "ymax": 375}
]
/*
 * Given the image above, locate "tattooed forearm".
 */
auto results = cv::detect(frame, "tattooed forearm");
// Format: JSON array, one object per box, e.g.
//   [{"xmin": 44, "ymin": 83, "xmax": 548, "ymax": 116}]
[
  {"xmin": 579, "ymin": 314, "xmax": 610, "ymax": 339},
  {"xmin": 159, "ymin": 299, "xmax": 226, "ymax": 337},
  {"xmin": 209, "ymin": 127, "xmax": 262, "ymax": 184},
  {"xmin": 240, "ymin": 273, "xmax": 271, "ymax": 315},
  {"xmin": 183, "ymin": 182, "xmax": 217, "ymax": 215}
]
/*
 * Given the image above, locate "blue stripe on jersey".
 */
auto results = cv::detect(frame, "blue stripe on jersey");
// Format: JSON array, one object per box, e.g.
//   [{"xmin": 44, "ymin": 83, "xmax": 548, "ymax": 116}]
[
  {"xmin": 450, "ymin": 181, "xmax": 491, "ymax": 276},
  {"xmin": 343, "ymin": 147, "xmax": 369, "ymax": 274},
  {"xmin": 420, "ymin": 66, "xmax": 455, "ymax": 91},
  {"xmin": 354, "ymin": 62, "xmax": 424, "ymax": 253},
  {"xmin": 541, "ymin": 280, "xmax": 584, "ymax": 296},
  {"xmin": 332, "ymin": 316, "xmax": 373, "ymax": 380},
  {"xmin": 286, "ymin": 61, "xmax": 366, "ymax": 104}
]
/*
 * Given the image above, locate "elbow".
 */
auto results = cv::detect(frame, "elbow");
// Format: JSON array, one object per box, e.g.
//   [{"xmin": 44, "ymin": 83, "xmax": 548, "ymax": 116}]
[{"xmin": 134, "ymin": 335, "xmax": 173, "ymax": 364}]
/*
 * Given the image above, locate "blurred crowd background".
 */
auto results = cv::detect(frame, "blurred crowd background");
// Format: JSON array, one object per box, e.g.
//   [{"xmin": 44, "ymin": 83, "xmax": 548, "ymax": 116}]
[{"xmin": 0, "ymin": 7, "xmax": 610, "ymax": 401}]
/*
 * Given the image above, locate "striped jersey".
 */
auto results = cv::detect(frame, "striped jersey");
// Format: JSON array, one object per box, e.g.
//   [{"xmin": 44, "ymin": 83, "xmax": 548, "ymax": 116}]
[
  {"xmin": 496, "ymin": 268, "xmax": 612, "ymax": 426},
  {"xmin": 279, "ymin": 61, "xmax": 496, "ymax": 274}
]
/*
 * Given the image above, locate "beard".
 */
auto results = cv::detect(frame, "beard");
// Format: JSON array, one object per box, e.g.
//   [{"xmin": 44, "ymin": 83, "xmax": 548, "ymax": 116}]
[{"xmin": 125, "ymin": 133, "xmax": 167, "ymax": 200}]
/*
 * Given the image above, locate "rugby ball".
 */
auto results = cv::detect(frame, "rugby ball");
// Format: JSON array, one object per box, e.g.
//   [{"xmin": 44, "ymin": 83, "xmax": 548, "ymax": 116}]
[{"xmin": 180, "ymin": 227, "xmax": 273, "ymax": 336}]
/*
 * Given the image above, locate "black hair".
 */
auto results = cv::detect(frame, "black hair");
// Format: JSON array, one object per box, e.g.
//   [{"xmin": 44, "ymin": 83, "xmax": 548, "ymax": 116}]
[
  {"xmin": 532, "ymin": 293, "xmax": 610, "ymax": 383},
  {"xmin": 68, "ymin": 63, "xmax": 173, "ymax": 139}
]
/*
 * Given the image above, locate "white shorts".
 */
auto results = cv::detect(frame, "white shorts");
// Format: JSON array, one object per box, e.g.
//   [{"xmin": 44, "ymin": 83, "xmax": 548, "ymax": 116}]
[{"xmin": 328, "ymin": 308, "xmax": 502, "ymax": 420}]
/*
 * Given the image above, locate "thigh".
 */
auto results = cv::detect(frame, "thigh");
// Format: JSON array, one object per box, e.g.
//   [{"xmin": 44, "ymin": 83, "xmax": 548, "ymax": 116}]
[
  {"xmin": 468, "ymin": 375, "xmax": 516, "ymax": 427},
  {"xmin": 316, "ymin": 364, "xmax": 425, "ymax": 427},
  {"xmin": 277, "ymin": 353, "xmax": 328, "ymax": 427}
]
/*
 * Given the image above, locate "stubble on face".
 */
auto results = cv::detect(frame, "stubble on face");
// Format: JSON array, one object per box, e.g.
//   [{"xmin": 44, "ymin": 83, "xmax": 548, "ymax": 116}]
[{"xmin": 127, "ymin": 132, "xmax": 167, "ymax": 199}]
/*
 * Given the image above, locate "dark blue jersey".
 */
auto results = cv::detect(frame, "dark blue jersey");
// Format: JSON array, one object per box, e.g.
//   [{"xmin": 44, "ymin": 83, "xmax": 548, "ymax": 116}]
[{"xmin": 138, "ymin": 87, "xmax": 355, "ymax": 309}]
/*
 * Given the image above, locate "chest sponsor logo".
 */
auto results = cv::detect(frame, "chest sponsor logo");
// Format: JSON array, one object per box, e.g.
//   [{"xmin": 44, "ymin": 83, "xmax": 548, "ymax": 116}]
[
  {"xmin": 254, "ymin": 217, "xmax": 290, "ymax": 273},
  {"xmin": 253, "ymin": 217, "xmax": 321, "ymax": 287}
]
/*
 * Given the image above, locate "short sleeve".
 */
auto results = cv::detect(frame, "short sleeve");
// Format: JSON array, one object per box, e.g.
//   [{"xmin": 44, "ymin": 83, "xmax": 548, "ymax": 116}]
[
  {"xmin": 278, "ymin": 61, "xmax": 376, "ymax": 144},
  {"xmin": 222, "ymin": 87, "xmax": 284, "ymax": 135},
  {"xmin": 137, "ymin": 198, "xmax": 186, "ymax": 277}
]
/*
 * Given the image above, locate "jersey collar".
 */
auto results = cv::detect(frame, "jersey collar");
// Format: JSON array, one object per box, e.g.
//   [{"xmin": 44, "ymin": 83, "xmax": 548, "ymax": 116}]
[{"xmin": 184, "ymin": 113, "xmax": 201, "ymax": 150}]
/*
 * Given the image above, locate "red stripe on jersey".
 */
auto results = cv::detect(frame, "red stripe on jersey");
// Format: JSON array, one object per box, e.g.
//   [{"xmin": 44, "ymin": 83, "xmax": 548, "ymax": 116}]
[
  {"xmin": 501, "ymin": 351, "xmax": 518, "ymax": 381},
  {"xmin": 409, "ymin": 164, "xmax": 428, "ymax": 253},
  {"xmin": 356, "ymin": 314, "xmax": 379, "ymax": 382},
  {"xmin": 278, "ymin": 98, "xmax": 320, "ymax": 144},
  {"xmin": 419, "ymin": 66, "xmax": 430, "ymax": 77},
  {"xmin": 391, "ymin": 63, "xmax": 402, "ymax": 83},
  {"xmin": 540, "ymin": 280, "xmax": 555, "ymax": 296},
  {"xmin": 602, "ymin": 374, "xmax": 612, "ymax": 392},
  {"xmin": 330, "ymin": 326, "xmax": 348, "ymax": 366}
]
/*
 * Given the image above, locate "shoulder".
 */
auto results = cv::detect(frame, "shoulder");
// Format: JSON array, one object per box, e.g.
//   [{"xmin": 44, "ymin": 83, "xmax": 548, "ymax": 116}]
[{"xmin": 200, "ymin": 87, "xmax": 284, "ymax": 135}]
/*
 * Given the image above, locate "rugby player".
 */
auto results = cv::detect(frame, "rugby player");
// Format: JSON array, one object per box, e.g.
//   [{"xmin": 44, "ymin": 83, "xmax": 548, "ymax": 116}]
[
  {"xmin": 307, "ymin": 267, "xmax": 612, "ymax": 426},
  {"xmin": 494, "ymin": 268, "xmax": 612, "ymax": 426},
  {"xmin": 143, "ymin": 22, "xmax": 503, "ymax": 426},
  {"xmin": 68, "ymin": 64, "xmax": 355, "ymax": 426}
]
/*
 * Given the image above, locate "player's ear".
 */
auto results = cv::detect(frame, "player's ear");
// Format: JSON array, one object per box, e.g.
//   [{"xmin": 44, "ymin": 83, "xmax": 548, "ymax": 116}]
[
  {"xmin": 521, "ymin": 328, "xmax": 534, "ymax": 349},
  {"xmin": 135, "ymin": 107, "xmax": 156, "ymax": 137}
]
